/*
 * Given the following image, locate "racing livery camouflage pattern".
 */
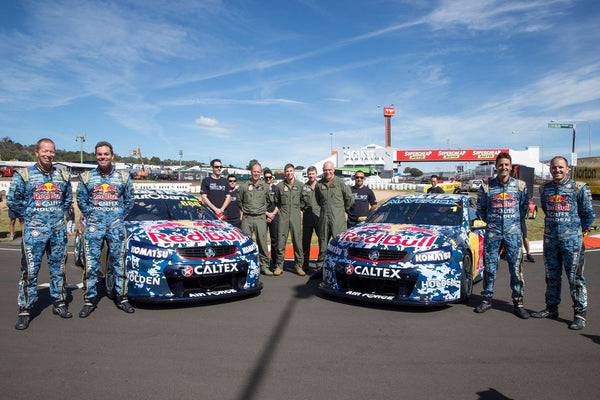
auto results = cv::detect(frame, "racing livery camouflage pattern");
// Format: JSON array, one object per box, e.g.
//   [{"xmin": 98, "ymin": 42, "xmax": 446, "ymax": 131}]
[
  {"xmin": 540, "ymin": 179, "xmax": 595, "ymax": 313},
  {"xmin": 477, "ymin": 177, "xmax": 527, "ymax": 303},
  {"xmin": 7, "ymin": 165, "xmax": 73, "ymax": 309},
  {"xmin": 320, "ymin": 194, "xmax": 485, "ymax": 305},
  {"xmin": 101, "ymin": 190, "xmax": 263, "ymax": 302},
  {"xmin": 77, "ymin": 168, "xmax": 133, "ymax": 300}
]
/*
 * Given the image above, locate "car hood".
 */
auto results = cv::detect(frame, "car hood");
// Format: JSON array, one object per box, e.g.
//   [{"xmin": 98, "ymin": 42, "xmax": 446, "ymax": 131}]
[
  {"xmin": 125, "ymin": 219, "xmax": 251, "ymax": 248},
  {"xmin": 332, "ymin": 223, "xmax": 459, "ymax": 251}
]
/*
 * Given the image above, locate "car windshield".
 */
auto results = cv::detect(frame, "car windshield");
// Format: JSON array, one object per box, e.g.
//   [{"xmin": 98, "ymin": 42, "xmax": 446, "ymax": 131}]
[
  {"xmin": 126, "ymin": 195, "xmax": 217, "ymax": 221},
  {"xmin": 365, "ymin": 199, "xmax": 462, "ymax": 226}
]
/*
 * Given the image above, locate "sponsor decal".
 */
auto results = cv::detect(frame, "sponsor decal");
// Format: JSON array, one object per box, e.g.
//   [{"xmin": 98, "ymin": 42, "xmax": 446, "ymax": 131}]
[
  {"xmin": 127, "ymin": 271, "xmax": 161, "ymax": 286},
  {"xmin": 345, "ymin": 290, "xmax": 395, "ymax": 301},
  {"xmin": 189, "ymin": 288, "xmax": 238, "ymax": 297},
  {"xmin": 135, "ymin": 193, "xmax": 190, "ymax": 200},
  {"xmin": 182, "ymin": 263, "xmax": 239, "ymax": 276},
  {"xmin": 347, "ymin": 265, "xmax": 402, "ymax": 279},
  {"xmin": 327, "ymin": 244, "xmax": 344, "ymax": 256},
  {"xmin": 33, "ymin": 182, "xmax": 63, "ymax": 200},
  {"xmin": 339, "ymin": 231, "xmax": 437, "ymax": 248},
  {"xmin": 241, "ymin": 242, "xmax": 258, "ymax": 254},
  {"xmin": 420, "ymin": 278, "xmax": 459, "ymax": 290},
  {"xmin": 92, "ymin": 183, "xmax": 118, "ymax": 200},
  {"xmin": 129, "ymin": 241, "xmax": 171, "ymax": 259},
  {"xmin": 147, "ymin": 228, "xmax": 245, "ymax": 243},
  {"xmin": 413, "ymin": 248, "xmax": 452, "ymax": 263}
]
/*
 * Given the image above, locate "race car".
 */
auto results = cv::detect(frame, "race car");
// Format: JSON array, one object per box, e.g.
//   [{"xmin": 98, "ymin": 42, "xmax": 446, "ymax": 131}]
[
  {"xmin": 320, "ymin": 193, "xmax": 486, "ymax": 306},
  {"xmin": 74, "ymin": 189, "xmax": 262, "ymax": 302}
]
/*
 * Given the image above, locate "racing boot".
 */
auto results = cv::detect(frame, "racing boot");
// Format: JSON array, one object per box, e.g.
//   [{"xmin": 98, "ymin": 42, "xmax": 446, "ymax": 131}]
[
  {"xmin": 513, "ymin": 302, "xmax": 530, "ymax": 319},
  {"xmin": 52, "ymin": 301, "xmax": 73, "ymax": 319},
  {"xmin": 79, "ymin": 298, "xmax": 97, "ymax": 318},
  {"xmin": 568, "ymin": 311, "xmax": 587, "ymax": 330},
  {"xmin": 526, "ymin": 254, "xmax": 535, "ymax": 263},
  {"xmin": 15, "ymin": 308, "xmax": 31, "ymax": 330},
  {"xmin": 261, "ymin": 267, "xmax": 273, "ymax": 276},
  {"xmin": 474, "ymin": 299, "xmax": 492, "ymax": 313},
  {"xmin": 115, "ymin": 296, "xmax": 135, "ymax": 314},
  {"xmin": 531, "ymin": 306, "xmax": 559, "ymax": 319}
]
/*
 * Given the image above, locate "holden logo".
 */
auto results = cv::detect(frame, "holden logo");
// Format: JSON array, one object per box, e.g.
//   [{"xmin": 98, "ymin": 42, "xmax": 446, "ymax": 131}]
[
  {"xmin": 368, "ymin": 250, "xmax": 380, "ymax": 261},
  {"xmin": 205, "ymin": 247, "xmax": 216, "ymax": 258},
  {"xmin": 346, "ymin": 265, "xmax": 354, "ymax": 275},
  {"xmin": 183, "ymin": 266, "xmax": 193, "ymax": 277}
]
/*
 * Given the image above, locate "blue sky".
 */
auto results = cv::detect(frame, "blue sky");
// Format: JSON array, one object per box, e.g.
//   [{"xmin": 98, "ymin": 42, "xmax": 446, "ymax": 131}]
[{"xmin": 1, "ymin": 0, "xmax": 599, "ymax": 170}]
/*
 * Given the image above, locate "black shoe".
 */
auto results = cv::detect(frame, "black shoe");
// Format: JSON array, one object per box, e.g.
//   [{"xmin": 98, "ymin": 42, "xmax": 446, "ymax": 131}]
[
  {"xmin": 474, "ymin": 300, "xmax": 492, "ymax": 313},
  {"xmin": 52, "ymin": 301, "xmax": 73, "ymax": 319},
  {"xmin": 569, "ymin": 313, "xmax": 587, "ymax": 330},
  {"xmin": 79, "ymin": 300, "xmax": 96, "ymax": 318},
  {"xmin": 514, "ymin": 305, "xmax": 530, "ymax": 319},
  {"xmin": 309, "ymin": 269, "xmax": 323, "ymax": 280},
  {"xmin": 15, "ymin": 308, "xmax": 30, "ymax": 330},
  {"xmin": 116, "ymin": 296, "xmax": 135, "ymax": 314},
  {"xmin": 526, "ymin": 254, "xmax": 535, "ymax": 263},
  {"xmin": 531, "ymin": 307, "xmax": 559, "ymax": 319}
]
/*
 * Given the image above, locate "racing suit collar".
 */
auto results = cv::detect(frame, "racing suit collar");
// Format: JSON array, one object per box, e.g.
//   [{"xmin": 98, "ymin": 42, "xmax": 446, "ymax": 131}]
[
  {"xmin": 97, "ymin": 165, "xmax": 114, "ymax": 177},
  {"xmin": 553, "ymin": 175, "xmax": 569, "ymax": 187},
  {"xmin": 35, "ymin": 162, "xmax": 53, "ymax": 175}
]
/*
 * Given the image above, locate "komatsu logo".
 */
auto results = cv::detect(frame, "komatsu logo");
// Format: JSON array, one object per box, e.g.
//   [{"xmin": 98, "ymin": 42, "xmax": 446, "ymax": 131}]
[
  {"xmin": 413, "ymin": 249, "xmax": 452, "ymax": 263},
  {"xmin": 130, "ymin": 242, "xmax": 171, "ymax": 259}
]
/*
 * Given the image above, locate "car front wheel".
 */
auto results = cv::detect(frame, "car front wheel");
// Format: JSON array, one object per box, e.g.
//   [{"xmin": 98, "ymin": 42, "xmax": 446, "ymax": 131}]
[{"xmin": 459, "ymin": 253, "xmax": 473, "ymax": 302}]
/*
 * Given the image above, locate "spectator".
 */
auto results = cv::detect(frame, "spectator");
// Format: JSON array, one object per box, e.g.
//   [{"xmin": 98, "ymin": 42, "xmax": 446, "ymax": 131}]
[{"xmin": 346, "ymin": 171, "xmax": 377, "ymax": 228}]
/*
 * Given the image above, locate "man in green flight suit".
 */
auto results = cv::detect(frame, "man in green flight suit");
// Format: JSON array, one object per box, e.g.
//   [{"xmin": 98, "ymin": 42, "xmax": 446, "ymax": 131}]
[
  {"xmin": 301, "ymin": 166, "xmax": 321, "ymax": 273},
  {"xmin": 271, "ymin": 163, "xmax": 305, "ymax": 276},
  {"xmin": 237, "ymin": 162, "xmax": 273, "ymax": 276},
  {"xmin": 311, "ymin": 161, "xmax": 354, "ymax": 280}
]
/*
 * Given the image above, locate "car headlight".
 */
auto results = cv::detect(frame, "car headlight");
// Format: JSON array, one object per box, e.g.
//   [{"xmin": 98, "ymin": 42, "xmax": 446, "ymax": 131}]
[{"xmin": 412, "ymin": 246, "xmax": 452, "ymax": 264}]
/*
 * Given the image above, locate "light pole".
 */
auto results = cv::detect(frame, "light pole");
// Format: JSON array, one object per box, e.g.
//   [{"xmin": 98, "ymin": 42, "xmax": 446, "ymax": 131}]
[
  {"xmin": 330, "ymin": 132, "xmax": 333, "ymax": 154},
  {"xmin": 179, "ymin": 150, "xmax": 183, "ymax": 167},
  {"xmin": 75, "ymin": 133, "xmax": 86, "ymax": 163}
]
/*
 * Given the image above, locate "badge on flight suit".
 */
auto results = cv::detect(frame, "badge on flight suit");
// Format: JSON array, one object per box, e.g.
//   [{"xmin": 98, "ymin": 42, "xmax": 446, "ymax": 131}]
[
  {"xmin": 248, "ymin": 185, "xmax": 253, "ymax": 191},
  {"xmin": 284, "ymin": 186, "xmax": 289, "ymax": 192}
]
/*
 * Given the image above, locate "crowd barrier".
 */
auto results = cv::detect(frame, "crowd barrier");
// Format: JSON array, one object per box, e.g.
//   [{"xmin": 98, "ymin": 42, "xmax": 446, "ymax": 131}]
[{"xmin": 0, "ymin": 180, "xmax": 423, "ymax": 194}]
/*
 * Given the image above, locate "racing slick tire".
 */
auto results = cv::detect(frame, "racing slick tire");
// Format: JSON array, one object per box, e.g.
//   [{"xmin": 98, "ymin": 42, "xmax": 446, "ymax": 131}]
[
  {"xmin": 459, "ymin": 253, "xmax": 473, "ymax": 303},
  {"xmin": 74, "ymin": 233, "xmax": 84, "ymax": 267},
  {"xmin": 99, "ymin": 242, "xmax": 116, "ymax": 300}
]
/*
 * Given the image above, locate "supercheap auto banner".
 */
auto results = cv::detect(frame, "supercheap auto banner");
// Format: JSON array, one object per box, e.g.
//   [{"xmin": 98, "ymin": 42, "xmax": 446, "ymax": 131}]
[{"xmin": 395, "ymin": 149, "xmax": 510, "ymax": 162}]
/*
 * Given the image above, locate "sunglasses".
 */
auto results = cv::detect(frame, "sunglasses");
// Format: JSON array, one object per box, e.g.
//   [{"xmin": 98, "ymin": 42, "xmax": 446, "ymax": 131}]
[
  {"xmin": 355, "ymin": 176, "xmax": 364, "ymax": 180},
  {"xmin": 213, "ymin": 165, "xmax": 222, "ymax": 169},
  {"xmin": 264, "ymin": 176, "xmax": 273, "ymax": 180},
  {"xmin": 228, "ymin": 179, "xmax": 236, "ymax": 183}
]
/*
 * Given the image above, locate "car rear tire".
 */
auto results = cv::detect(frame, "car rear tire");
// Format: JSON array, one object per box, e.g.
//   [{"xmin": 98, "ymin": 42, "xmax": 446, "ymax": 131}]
[
  {"xmin": 459, "ymin": 253, "xmax": 473, "ymax": 303},
  {"xmin": 99, "ymin": 242, "xmax": 116, "ymax": 299},
  {"xmin": 74, "ymin": 233, "xmax": 84, "ymax": 267}
]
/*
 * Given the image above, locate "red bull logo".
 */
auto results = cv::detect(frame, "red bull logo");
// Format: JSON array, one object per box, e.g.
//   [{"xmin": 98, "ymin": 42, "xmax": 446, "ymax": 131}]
[
  {"xmin": 546, "ymin": 194, "xmax": 571, "ymax": 211},
  {"xmin": 92, "ymin": 184, "xmax": 118, "ymax": 200},
  {"xmin": 339, "ymin": 231, "xmax": 437, "ymax": 248},
  {"xmin": 33, "ymin": 182, "xmax": 62, "ymax": 200},
  {"xmin": 493, "ymin": 193, "xmax": 514, "ymax": 201},
  {"xmin": 548, "ymin": 194, "xmax": 568, "ymax": 203}
]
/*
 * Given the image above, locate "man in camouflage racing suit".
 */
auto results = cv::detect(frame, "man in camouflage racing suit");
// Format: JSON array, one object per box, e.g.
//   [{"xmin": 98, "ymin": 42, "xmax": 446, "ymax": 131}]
[
  {"xmin": 77, "ymin": 141, "xmax": 134, "ymax": 317},
  {"xmin": 531, "ymin": 156, "xmax": 595, "ymax": 330},
  {"xmin": 7, "ymin": 138, "xmax": 73, "ymax": 330},
  {"xmin": 475, "ymin": 152, "xmax": 530, "ymax": 319}
]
